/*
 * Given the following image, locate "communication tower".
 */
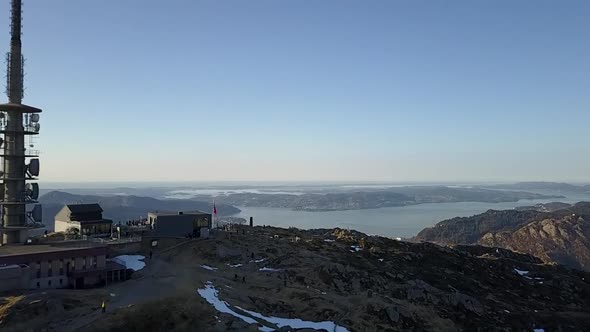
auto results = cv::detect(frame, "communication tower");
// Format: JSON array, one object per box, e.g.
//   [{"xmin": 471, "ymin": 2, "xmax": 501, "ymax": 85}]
[{"xmin": 0, "ymin": 0, "xmax": 43, "ymax": 244}]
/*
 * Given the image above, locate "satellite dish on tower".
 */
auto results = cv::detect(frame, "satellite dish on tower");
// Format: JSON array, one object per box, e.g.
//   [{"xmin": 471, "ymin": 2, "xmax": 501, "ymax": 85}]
[
  {"xmin": 28, "ymin": 159, "xmax": 39, "ymax": 177},
  {"xmin": 30, "ymin": 114, "xmax": 39, "ymax": 122},
  {"xmin": 25, "ymin": 183, "xmax": 39, "ymax": 200},
  {"xmin": 33, "ymin": 123, "xmax": 40, "ymax": 132}
]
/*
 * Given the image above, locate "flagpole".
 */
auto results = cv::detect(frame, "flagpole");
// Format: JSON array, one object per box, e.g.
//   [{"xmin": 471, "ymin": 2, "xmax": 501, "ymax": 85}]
[{"xmin": 212, "ymin": 198, "xmax": 217, "ymax": 229}]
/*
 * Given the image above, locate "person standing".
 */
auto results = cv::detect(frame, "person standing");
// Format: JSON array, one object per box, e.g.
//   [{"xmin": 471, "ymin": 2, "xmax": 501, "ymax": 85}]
[{"xmin": 101, "ymin": 300, "xmax": 106, "ymax": 313}]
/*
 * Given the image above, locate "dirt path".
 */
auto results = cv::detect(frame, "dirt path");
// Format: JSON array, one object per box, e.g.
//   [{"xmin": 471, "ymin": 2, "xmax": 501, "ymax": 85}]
[
  {"xmin": 61, "ymin": 257, "xmax": 180, "ymax": 331},
  {"xmin": 64, "ymin": 248, "xmax": 217, "ymax": 331}
]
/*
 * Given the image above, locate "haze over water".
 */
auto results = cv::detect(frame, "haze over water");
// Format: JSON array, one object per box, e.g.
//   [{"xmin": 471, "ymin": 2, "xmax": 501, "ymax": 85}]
[
  {"xmin": 42, "ymin": 181, "xmax": 590, "ymax": 238},
  {"xmin": 234, "ymin": 193, "xmax": 589, "ymax": 238}
]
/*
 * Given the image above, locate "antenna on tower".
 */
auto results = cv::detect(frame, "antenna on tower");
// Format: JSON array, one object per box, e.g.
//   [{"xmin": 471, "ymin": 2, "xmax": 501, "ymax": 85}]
[{"xmin": 0, "ymin": 0, "xmax": 44, "ymax": 244}]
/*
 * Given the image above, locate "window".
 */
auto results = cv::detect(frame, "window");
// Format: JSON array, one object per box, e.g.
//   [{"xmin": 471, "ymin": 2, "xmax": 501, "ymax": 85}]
[
  {"xmin": 48, "ymin": 280, "xmax": 51, "ymax": 286},
  {"xmin": 59, "ymin": 259, "xmax": 64, "ymax": 275},
  {"xmin": 59, "ymin": 279, "xmax": 63, "ymax": 285},
  {"xmin": 48, "ymin": 260, "xmax": 52, "ymax": 277},
  {"xmin": 82, "ymin": 257, "xmax": 86, "ymax": 270},
  {"xmin": 36, "ymin": 282, "xmax": 40, "ymax": 288},
  {"xmin": 36, "ymin": 261, "xmax": 41, "ymax": 278},
  {"xmin": 93, "ymin": 256, "xmax": 97, "ymax": 268}
]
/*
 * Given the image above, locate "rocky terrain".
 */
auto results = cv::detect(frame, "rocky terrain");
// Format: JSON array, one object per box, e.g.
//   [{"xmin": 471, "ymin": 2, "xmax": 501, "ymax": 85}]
[
  {"xmin": 2, "ymin": 226, "xmax": 590, "ymax": 331},
  {"xmin": 479, "ymin": 214, "xmax": 590, "ymax": 271},
  {"xmin": 415, "ymin": 202, "xmax": 590, "ymax": 271},
  {"xmin": 205, "ymin": 186, "xmax": 561, "ymax": 212}
]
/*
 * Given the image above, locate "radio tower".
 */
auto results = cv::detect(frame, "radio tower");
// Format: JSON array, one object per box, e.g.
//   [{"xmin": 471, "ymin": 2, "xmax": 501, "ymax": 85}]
[{"xmin": 0, "ymin": 0, "xmax": 43, "ymax": 244}]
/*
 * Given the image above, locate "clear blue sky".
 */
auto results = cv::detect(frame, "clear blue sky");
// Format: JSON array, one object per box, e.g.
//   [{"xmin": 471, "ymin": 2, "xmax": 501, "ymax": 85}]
[{"xmin": 1, "ymin": 1, "xmax": 588, "ymax": 182}]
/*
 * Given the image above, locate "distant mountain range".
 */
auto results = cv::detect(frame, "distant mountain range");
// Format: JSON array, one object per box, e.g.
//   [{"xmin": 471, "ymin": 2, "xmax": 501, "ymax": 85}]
[
  {"xmin": 481, "ymin": 181, "xmax": 590, "ymax": 193},
  {"xmin": 201, "ymin": 186, "xmax": 563, "ymax": 211},
  {"xmin": 515, "ymin": 202, "xmax": 573, "ymax": 212},
  {"xmin": 414, "ymin": 202, "xmax": 590, "ymax": 271},
  {"xmin": 38, "ymin": 191, "xmax": 241, "ymax": 231}
]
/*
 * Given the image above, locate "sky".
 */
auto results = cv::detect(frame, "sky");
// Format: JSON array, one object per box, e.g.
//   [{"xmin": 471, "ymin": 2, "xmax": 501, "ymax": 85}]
[{"xmin": 0, "ymin": 0, "xmax": 588, "ymax": 183}]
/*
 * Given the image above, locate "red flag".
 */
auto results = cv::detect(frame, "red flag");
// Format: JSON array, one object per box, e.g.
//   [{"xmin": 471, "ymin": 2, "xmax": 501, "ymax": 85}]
[{"xmin": 213, "ymin": 202, "xmax": 217, "ymax": 215}]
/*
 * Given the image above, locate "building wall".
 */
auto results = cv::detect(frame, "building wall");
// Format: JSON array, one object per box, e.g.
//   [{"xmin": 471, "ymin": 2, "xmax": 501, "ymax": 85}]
[
  {"xmin": 0, "ymin": 265, "xmax": 30, "ymax": 292},
  {"xmin": 152, "ymin": 214, "xmax": 212, "ymax": 237},
  {"xmin": 27, "ymin": 254, "xmax": 105, "ymax": 289},
  {"xmin": 54, "ymin": 220, "xmax": 80, "ymax": 233},
  {"xmin": 0, "ymin": 246, "xmax": 108, "ymax": 290},
  {"xmin": 153, "ymin": 215, "xmax": 196, "ymax": 237},
  {"xmin": 30, "ymin": 275, "xmax": 68, "ymax": 289}
]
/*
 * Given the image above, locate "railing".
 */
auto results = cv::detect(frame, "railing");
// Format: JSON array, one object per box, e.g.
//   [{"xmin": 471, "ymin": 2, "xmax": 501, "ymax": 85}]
[{"xmin": 105, "ymin": 237, "xmax": 142, "ymax": 244}]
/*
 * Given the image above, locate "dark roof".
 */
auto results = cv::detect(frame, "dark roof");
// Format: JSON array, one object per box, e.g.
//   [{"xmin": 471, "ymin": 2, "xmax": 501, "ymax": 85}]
[
  {"xmin": 66, "ymin": 204, "xmax": 103, "ymax": 214},
  {"xmin": 0, "ymin": 243, "xmax": 104, "ymax": 257},
  {"xmin": 0, "ymin": 102, "xmax": 42, "ymax": 113},
  {"xmin": 148, "ymin": 210, "xmax": 210, "ymax": 217},
  {"xmin": 75, "ymin": 219, "xmax": 113, "ymax": 225}
]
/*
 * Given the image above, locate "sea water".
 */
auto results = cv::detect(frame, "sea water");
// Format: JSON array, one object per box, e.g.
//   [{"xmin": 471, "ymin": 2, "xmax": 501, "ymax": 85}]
[{"xmin": 233, "ymin": 192, "xmax": 590, "ymax": 238}]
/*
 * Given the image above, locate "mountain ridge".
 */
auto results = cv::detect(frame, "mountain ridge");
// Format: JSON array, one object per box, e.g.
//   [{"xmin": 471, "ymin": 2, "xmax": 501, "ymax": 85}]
[
  {"xmin": 414, "ymin": 201, "xmax": 590, "ymax": 271},
  {"xmin": 203, "ymin": 186, "xmax": 563, "ymax": 211}
]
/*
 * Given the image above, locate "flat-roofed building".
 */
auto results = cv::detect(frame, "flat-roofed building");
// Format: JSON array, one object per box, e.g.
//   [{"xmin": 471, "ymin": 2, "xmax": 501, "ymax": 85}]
[
  {"xmin": 147, "ymin": 211, "xmax": 212, "ymax": 238},
  {"xmin": 0, "ymin": 243, "xmax": 127, "ymax": 291},
  {"xmin": 54, "ymin": 204, "xmax": 113, "ymax": 237}
]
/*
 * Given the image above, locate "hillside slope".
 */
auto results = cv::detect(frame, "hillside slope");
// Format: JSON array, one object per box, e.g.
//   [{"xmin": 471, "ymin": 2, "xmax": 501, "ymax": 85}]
[
  {"xmin": 2, "ymin": 226, "xmax": 590, "ymax": 331},
  {"xmin": 479, "ymin": 215, "xmax": 590, "ymax": 271},
  {"xmin": 415, "ymin": 202, "xmax": 590, "ymax": 271}
]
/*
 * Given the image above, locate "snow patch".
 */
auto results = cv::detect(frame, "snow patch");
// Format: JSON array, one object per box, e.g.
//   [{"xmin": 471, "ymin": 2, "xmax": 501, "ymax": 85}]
[
  {"xmin": 350, "ymin": 245, "xmax": 362, "ymax": 252},
  {"xmin": 227, "ymin": 263, "xmax": 243, "ymax": 268},
  {"xmin": 533, "ymin": 329, "xmax": 545, "ymax": 332},
  {"xmin": 378, "ymin": 258, "xmax": 384, "ymax": 262},
  {"xmin": 259, "ymin": 267, "xmax": 282, "ymax": 272},
  {"xmin": 198, "ymin": 282, "xmax": 349, "ymax": 332},
  {"xmin": 113, "ymin": 255, "xmax": 145, "ymax": 271},
  {"xmin": 197, "ymin": 282, "xmax": 259, "ymax": 326},
  {"xmin": 514, "ymin": 268, "xmax": 529, "ymax": 276},
  {"xmin": 250, "ymin": 258, "xmax": 267, "ymax": 263},
  {"xmin": 237, "ymin": 306, "xmax": 350, "ymax": 332},
  {"xmin": 324, "ymin": 239, "xmax": 335, "ymax": 243},
  {"xmin": 200, "ymin": 265, "xmax": 218, "ymax": 271}
]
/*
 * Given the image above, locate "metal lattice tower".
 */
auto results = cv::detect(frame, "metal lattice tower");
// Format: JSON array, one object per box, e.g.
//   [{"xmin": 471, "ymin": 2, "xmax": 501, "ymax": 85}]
[{"xmin": 0, "ymin": 0, "xmax": 43, "ymax": 244}]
